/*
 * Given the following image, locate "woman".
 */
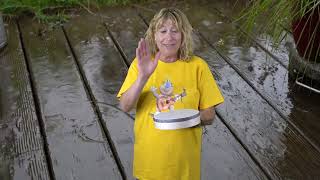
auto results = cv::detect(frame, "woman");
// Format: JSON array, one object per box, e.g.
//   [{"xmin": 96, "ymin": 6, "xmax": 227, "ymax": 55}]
[{"xmin": 117, "ymin": 8, "xmax": 224, "ymax": 180}]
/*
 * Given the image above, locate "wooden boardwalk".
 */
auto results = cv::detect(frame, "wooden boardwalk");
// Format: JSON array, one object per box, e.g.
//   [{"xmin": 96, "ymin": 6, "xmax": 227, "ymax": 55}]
[{"xmin": 1, "ymin": 1, "xmax": 320, "ymax": 179}]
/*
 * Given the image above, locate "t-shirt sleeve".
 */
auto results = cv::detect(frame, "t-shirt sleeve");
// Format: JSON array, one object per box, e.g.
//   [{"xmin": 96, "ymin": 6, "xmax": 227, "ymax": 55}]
[
  {"xmin": 198, "ymin": 60, "xmax": 224, "ymax": 110},
  {"xmin": 116, "ymin": 58, "xmax": 138, "ymax": 98}
]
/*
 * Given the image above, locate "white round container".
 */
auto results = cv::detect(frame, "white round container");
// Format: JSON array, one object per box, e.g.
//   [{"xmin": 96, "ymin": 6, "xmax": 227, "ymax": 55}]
[{"xmin": 153, "ymin": 109, "xmax": 200, "ymax": 130}]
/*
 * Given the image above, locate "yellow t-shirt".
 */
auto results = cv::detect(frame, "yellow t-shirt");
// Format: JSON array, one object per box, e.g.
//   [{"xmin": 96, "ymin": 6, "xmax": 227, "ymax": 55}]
[{"xmin": 117, "ymin": 56, "xmax": 224, "ymax": 180}]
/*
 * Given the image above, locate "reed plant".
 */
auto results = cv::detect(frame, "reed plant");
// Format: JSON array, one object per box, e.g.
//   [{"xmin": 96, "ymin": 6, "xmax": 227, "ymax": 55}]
[{"xmin": 235, "ymin": 0, "xmax": 320, "ymax": 61}]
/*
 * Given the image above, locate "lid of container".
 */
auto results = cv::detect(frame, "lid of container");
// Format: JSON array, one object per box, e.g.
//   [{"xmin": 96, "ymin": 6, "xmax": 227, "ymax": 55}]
[{"xmin": 153, "ymin": 109, "xmax": 200, "ymax": 123}]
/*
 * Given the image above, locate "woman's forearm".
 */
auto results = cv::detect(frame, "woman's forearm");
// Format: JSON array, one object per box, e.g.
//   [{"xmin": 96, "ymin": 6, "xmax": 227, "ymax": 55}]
[
  {"xmin": 200, "ymin": 107, "xmax": 215, "ymax": 125},
  {"xmin": 119, "ymin": 75, "xmax": 148, "ymax": 112}
]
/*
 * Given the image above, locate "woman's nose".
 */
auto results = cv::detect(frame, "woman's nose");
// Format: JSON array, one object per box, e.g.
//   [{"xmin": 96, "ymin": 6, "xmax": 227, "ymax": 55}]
[{"xmin": 165, "ymin": 32, "xmax": 174, "ymax": 40}]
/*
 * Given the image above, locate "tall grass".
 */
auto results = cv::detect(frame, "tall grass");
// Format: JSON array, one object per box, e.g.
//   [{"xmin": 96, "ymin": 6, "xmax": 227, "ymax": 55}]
[
  {"xmin": 235, "ymin": 0, "xmax": 320, "ymax": 61},
  {"xmin": 0, "ymin": 0, "xmax": 149, "ymax": 21},
  {"xmin": 235, "ymin": 0, "xmax": 319, "ymax": 45}
]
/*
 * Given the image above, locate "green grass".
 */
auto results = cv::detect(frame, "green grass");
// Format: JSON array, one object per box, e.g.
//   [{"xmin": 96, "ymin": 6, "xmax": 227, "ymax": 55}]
[
  {"xmin": 235, "ymin": 0, "xmax": 320, "ymax": 46},
  {"xmin": 235, "ymin": 0, "xmax": 320, "ymax": 61},
  {"xmin": 0, "ymin": 0, "xmax": 150, "ymax": 22}
]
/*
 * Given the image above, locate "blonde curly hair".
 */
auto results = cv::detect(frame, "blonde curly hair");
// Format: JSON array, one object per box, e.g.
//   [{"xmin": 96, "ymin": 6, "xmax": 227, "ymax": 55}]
[{"xmin": 145, "ymin": 8, "xmax": 194, "ymax": 61}]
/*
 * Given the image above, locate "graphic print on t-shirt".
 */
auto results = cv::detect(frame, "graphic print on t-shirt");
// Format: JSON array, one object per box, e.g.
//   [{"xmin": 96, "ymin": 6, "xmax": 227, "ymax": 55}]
[{"xmin": 150, "ymin": 79, "xmax": 186, "ymax": 113}]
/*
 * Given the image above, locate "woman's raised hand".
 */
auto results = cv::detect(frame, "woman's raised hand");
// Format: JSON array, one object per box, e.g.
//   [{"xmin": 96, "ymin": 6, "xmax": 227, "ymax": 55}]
[{"xmin": 136, "ymin": 38, "xmax": 161, "ymax": 80}]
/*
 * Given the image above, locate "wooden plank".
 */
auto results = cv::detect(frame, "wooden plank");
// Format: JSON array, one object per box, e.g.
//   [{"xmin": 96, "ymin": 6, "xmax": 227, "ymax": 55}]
[
  {"xmin": 18, "ymin": 18, "xmax": 122, "ymax": 180},
  {"xmin": 200, "ymin": 2, "xmax": 320, "ymax": 149},
  {"xmin": 205, "ymin": 0, "xmax": 292, "ymax": 67},
  {"xmin": 0, "ymin": 21, "xmax": 50, "ymax": 180},
  {"xmin": 195, "ymin": 41, "xmax": 320, "ymax": 179},
  {"xmin": 169, "ymin": 2, "xmax": 320, "ymax": 150},
  {"xmin": 100, "ymin": 6, "xmax": 146, "ymax": 63},
  {"xmin": 98, "ymin": 105, "xmax": 135, "ymax": 180},
  {"xmin": 102, "ymin": 7, "xmax": 269, "ymax": 180},
  {"xmin": 63, "ymin": 10, "xmax": 134, "ymax": 179},
  {"xmin": 138, "ymin": 4, "xmax": 320, "ymax": 179},
  {"xmin": 201, "ymin": 116, "xmax": 267, "ymax": 180}
]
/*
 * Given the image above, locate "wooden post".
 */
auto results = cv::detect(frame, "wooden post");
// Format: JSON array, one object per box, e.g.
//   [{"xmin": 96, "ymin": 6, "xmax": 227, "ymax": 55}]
[{"xmin": 0, "ymin": 13, "xmax": 7, "ymax": 50}]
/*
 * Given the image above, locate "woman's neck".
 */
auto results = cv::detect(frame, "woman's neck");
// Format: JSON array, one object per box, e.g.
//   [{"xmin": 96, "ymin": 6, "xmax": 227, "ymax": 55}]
[{"xmin": 160, "ymin": 54, "xmax": 178, "ymax": 63}]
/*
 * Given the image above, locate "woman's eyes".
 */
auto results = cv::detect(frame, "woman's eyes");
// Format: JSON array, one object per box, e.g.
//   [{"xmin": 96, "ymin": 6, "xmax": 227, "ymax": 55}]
[{"xmin": 159, "ymin": 29, "xmax": 178, "ymax": 33}]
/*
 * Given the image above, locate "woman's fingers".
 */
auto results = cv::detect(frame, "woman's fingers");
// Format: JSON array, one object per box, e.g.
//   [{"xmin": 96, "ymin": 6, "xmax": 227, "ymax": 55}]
[
  {"xmin": 136, "ymin": 38, "xmax": 159, "ymax": 78},
  {"xmin": 140, "ymin": 39, "xmax": 144, "ymax": 56},
  {"xmin": 136, "ymin": 47, "xmax": 140, "ymax": 63},
  {"xmin": 141, "ymin": 38, "xmax": 147, "ymax": 57},
  {"xmin": 144, "ymin": 39, "xmax": 150, "ymax": 57},
  {"xmin": 138, "ymin": 39, "xmax": 145, "ymax": 60},
  {"xmin": 151, "ymin": 51, "xmax": 160, "ymax": 67},
  {"xmin": 155, "ymin": 51, "xmax": 161, "ymax": 61},
  {"xmin": 137, "ymin": 38, "xmax": 155, "ymax": 66},
  {"xmin": 137, "ymin": 39, "xmax": 143, "ymax": 62}
]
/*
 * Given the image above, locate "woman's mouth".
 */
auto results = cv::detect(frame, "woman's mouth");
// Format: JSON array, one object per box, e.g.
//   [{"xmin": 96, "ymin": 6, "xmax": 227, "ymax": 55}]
[{"xmin": 163, "ymin": 44, "xmax": 175, "ymax": 47}]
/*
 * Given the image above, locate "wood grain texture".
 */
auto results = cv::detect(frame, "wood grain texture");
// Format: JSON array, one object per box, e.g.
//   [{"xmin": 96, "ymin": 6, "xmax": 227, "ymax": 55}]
[
  {"xmin": 0, "ymin": 21, "xmax": 50, "ymax": 180},
  {"xmin": 19, "ymin": 18, "xmax": 122, "ymax": 180},
  {"xmin": 63, "ymin": 10, "xmax": 133, "ymax": 179}
]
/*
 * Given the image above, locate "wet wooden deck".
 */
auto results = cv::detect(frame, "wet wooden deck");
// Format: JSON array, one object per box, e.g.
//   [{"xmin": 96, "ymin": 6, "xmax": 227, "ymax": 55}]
[{"xmin": 1, "ymin": 0, "xmax": 320, "ymax": 179}]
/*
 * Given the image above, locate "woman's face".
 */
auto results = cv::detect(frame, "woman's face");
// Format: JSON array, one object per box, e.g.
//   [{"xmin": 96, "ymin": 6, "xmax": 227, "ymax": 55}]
[{"xmin": 155, "ymin": 19, "xmax": 182, "ymax": 58}]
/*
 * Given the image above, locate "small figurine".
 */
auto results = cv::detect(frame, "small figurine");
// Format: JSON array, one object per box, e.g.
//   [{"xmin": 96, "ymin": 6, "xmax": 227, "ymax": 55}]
[{"xmin": 151, "ymin": 80, "xmax": 186, "ymax": 113}]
